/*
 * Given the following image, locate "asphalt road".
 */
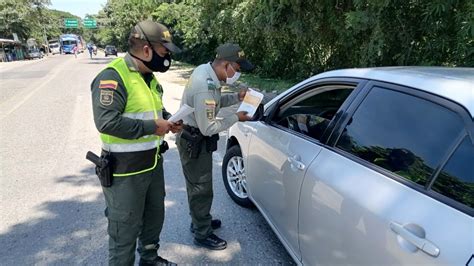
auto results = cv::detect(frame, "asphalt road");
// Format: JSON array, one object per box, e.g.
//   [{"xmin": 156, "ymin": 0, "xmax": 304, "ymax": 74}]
[{"xmin": 0, "ymin": 52, "xmax": 294, "ymax": 265}]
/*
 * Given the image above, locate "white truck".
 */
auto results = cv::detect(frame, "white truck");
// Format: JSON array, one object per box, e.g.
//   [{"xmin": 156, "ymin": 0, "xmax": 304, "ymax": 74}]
[{"xmin": 49, "ymin": 41, "xmax": 60, "ymax": 55}]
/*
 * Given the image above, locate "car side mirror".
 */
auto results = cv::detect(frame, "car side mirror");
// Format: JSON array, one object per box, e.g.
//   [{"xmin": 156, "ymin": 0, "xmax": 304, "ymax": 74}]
[{"xmin": 251, "ymin": 104, "xmax": 265, "ymax": 121}]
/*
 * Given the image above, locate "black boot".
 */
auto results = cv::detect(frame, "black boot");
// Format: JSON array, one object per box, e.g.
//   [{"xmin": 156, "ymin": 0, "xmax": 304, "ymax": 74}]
[
  {"xmin": 190, "ymin": 219, "xmax": 222, "ymax": 233},
  {"xmin": 139, "ymin": 256, "xmax": 177, "ymax": 266},
  {"xmin": 194, "ymin": 233, "xmax": 227, "ymax": 250}
]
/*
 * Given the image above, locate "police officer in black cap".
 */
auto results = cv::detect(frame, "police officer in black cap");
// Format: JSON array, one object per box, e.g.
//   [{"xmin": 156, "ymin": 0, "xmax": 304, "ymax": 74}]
[
  {"xmin": 91, "ymin": 20, "xmax": 182, "ymax": 265},
  {"xmin": 176, "ymin": 43, "xmax": 254, "ymax": 250}
]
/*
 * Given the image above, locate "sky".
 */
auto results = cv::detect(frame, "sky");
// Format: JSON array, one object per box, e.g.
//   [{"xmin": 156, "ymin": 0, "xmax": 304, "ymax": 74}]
[{"xmin": 50, "ymin": 0, "xmax": 107, "ymax": 18}]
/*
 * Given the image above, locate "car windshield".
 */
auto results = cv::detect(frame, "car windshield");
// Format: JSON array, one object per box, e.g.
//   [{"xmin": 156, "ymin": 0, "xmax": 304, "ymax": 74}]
[{"xmin": 62, "ymin": 40, "xmax": 76, "ymax": 45}]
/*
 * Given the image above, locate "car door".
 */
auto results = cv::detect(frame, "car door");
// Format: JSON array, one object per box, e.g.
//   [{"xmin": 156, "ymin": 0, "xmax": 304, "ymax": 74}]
[
  {"xmin": 246, "ymin": 81, "xmax": 362, "ymax": 259},
  {"xmin": 298, "ymin": 82, "xmax": 474, "ymax": 265}
]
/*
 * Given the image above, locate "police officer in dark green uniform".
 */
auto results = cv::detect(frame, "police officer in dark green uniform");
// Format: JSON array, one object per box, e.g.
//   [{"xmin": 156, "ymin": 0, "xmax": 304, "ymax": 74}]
[
  {"xmin": 176, "ymin": 43, "xmax": 253, "ymax": 250},
  {"xmin": 91, "ymin": 20, "xmax": 182, "ymax": 266}
]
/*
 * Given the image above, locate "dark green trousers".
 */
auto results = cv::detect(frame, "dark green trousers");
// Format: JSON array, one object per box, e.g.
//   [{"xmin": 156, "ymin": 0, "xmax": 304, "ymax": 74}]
[
  {"xmin": 102, "ymin": 156, "xmax": 165, "ymax": 266},
  {"xmin": 176, "ymin": 133, "xmax": 214, "ymax": 240}
]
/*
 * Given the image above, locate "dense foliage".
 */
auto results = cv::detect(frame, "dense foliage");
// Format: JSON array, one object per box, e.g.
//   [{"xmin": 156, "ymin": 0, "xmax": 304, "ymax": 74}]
[
  {"xmin": 2, "ymin": 0, "xmax": 472, "ymax": 78},
  {"xmin": 0, "ymin": 0, "xmax": 86, "ymax": 43},
  {"xmin": 92, "ymin": 0, "xmax": 472, "ymax": 79}
]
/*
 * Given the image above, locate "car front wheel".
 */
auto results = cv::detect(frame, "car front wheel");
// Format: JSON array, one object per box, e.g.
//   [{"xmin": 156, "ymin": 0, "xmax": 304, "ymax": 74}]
[{"xmin": 222, "ymin": 145, "xmax": 253, "ymax": 208}]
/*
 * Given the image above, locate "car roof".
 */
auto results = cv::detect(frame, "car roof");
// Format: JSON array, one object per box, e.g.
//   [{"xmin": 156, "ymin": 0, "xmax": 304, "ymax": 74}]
[{"xmin": 310, "ymin": 67, "xmax": 474, "ymax": 118}]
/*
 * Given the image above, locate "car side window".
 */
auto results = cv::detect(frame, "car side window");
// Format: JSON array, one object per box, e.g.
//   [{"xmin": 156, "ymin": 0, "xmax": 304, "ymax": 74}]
[
  {"xmin": 431, "ymin": 136, "xmax": 474, "ymax": 208},
  {"xmin": 274, "ymin": 87, "xmax": 353, "ymax": 141},
  {"xmin": 336, "ymin": 87, "xmax": 464, "ymax": 187}
]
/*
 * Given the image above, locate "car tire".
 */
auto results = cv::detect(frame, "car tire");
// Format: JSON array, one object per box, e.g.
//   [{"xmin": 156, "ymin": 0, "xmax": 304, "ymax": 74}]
[{"xmin": 222, "ymin": 145, "xmax": 253, "ymax": 208}]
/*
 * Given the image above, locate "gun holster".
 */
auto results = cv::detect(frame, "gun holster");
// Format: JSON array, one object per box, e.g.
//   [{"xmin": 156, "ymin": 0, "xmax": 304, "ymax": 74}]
[
  {"xmin": 86, "ymin": 151, "xmax": 113, "ymax": 187},
  {"xmin": 181, "ymin": 126, "xmax": 204, "ymax": 159},
  {"xmin": 206, "ymin": 134, "xmax": 219, "ymax": 152},
  {"xmin": 159, "ymin": 140, "xmax": 169, "ymax": 154}
]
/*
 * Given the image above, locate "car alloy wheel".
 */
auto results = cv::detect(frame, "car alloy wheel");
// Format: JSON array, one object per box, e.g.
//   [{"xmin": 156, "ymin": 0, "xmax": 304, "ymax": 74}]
[
  {"xmin": 222, "ymin": 145, "xmax": 253, "ymax": 207},
  {"xmin": 227, "ymin": 156, "xmax": 247, "ymax": 199}
]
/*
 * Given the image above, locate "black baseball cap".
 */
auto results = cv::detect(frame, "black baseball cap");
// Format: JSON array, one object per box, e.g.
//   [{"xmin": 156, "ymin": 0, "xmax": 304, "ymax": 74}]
[
  {"xmin": 131, "ymin": 20, "xmax": 182, "ymax": 53},
  {"xmin": 216, "ymin": 43, "xmax": 254, "ymax": 71}
]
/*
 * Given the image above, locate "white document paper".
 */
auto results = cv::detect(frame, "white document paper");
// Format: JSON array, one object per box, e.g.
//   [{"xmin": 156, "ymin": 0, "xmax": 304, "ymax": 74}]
[
  {"xmin": 237, "ymin": 89, "xmax": 264, "ymax": 117},
  {"xmin": 168, "ymin": 104, "xmax": 194, "ymax": 123}
]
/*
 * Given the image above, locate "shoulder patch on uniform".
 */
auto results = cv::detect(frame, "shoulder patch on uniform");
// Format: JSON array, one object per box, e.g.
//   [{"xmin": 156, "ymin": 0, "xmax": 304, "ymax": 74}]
[
  {"xmin": 99, "ymin": 80, "xmax": 118, "ymax": 90},
  {"xmin": 207, "ymin": 79, "xmax": 216, "ymax": 90},
  {"xmin": 100, "ymin": 90, "xmax": 114, "ymax": 106}
]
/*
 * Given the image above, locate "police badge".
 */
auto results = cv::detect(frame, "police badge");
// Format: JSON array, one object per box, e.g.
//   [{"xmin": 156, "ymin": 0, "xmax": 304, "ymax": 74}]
[{"xmin": 100, "ymin": 90, "xmax": 114, "ymax": 106}]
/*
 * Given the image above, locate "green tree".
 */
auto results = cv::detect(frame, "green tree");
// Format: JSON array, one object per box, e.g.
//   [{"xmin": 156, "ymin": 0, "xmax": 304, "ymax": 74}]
[
  {"xmin": 0, "ymin": 0, "xmax": 51, "ymax": 41},
  {"xmin": 76, "ymin": 0, "xmax": 474, "ymax": 78}
]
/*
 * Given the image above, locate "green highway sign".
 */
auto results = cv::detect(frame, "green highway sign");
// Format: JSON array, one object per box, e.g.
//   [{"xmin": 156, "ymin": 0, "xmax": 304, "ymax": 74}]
[
  {"xmin": 83, "ymin": 19, "xmax": 97, "ymax": 29},
  {"xmin": 64, "ymin": 18, "xmax": 79, "ymax": 28}
]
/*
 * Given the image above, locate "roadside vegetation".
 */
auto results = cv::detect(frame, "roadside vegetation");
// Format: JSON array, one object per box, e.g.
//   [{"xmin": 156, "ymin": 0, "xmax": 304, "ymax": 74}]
[
  {"xmin": 173, "ymin": 60, "xmax": 296, "ymax": 92},
  {"xmin": 0, "ymin": 0, "xmax": 83, "ymax": 43},
  {"xmin": 90, "ymin": 0, "xmax": 473, "ymax": 81},
  {"xmin": 1, "ymin": 0, "xmax": 472, "ymax": 87}
]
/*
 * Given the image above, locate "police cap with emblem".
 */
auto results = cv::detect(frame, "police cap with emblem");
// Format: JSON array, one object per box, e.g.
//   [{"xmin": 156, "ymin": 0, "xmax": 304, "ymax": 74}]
[
  {"xmin": 216, "ymin": 43, "xmax": 254, "ymax": 71},
  {"xmin": 131, "ymin": 20, "xmax": 182, "ymax": 53}
]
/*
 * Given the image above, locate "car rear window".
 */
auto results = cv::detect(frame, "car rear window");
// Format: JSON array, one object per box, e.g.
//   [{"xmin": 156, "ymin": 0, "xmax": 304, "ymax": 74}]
[
  {"xmin": 431, "ymin": 135, "xmax": 474, "ymax": 208},
  {"xmin": 336, "ymin": 87, "xmax": 464, "ymax": 187}
]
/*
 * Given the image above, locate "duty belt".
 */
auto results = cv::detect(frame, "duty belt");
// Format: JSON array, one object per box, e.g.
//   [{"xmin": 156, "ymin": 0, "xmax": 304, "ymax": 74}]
[{"xmin": 183, "ymin": 125, "xmax": 202, "ymax": 136}]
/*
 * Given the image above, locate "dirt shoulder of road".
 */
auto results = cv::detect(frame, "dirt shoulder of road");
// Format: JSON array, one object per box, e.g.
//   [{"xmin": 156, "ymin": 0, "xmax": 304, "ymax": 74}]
[{"xmin": 159, "ymin": 61, "xmax": 193, "ymax": 86}]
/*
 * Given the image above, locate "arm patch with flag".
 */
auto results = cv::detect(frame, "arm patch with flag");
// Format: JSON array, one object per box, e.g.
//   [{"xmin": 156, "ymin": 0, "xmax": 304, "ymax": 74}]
[{"xmin": 99, "ymin": 80, "xmax": 118, "ymax": 90}]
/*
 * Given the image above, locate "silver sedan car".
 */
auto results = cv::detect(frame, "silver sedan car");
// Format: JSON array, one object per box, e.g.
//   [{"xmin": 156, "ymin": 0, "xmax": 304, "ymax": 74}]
[{"xmin": 222, "ymin": 67, "xmax": 473, "ymax": 265}]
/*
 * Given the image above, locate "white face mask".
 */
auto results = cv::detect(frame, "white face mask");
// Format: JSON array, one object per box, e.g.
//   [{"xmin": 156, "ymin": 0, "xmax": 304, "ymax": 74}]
[{"xmin": 225, "ymin": 64, "xmax": 241, "ymax": 85}]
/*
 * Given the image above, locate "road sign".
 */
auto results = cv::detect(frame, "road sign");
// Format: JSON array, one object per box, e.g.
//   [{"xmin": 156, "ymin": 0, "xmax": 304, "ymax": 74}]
[
  {"xmin": 64, "ymin": 18, "xmax": 79, "ymax": 28},
  {"xmin": 83, "ymin": 19, "xmax": 97, "ymax": 29}
]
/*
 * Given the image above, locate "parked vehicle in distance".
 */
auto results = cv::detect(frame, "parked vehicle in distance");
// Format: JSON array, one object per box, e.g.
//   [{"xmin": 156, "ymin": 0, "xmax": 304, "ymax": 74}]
[
  {"xmin": 26, "ymin": 48, "xmax": 43, "ymax": 59},
  {"xmin": 49, "ymin": 42, "xmax": 60, "ymax": 54},
  {"xmin": 222, "ymin": 67, "xmax": 473, "ymax": 266},
  {"xmin": 104, "ymin": 45, "xmax": 117, "ymax": 57}
]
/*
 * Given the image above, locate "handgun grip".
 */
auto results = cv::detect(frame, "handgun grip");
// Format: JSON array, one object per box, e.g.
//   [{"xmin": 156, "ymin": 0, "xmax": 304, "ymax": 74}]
[
  {"xmin": 181, "ymin": 130, "xmax": 194, "ymax": 141},
  {"xmin": 86, "ymin": 151, "xmax": 101, "ymax": 165}
]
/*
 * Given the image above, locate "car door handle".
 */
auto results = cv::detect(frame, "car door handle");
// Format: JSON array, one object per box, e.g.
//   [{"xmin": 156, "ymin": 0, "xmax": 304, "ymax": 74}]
[
  {"xmin": 390, "ymin": 221, "xmax": 440, "ymax": 257},
  {"xmin": 287, "ymin": 155, "xmax": 305, "ymax": 170}
]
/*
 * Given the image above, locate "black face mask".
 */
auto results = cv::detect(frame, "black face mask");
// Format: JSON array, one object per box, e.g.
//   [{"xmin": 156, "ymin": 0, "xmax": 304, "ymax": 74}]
[
  {"xmin": 130, "ymin": 47, "xmax": 171, "ymax": 73},
  {"xmin": 131, "ymin": 24, "xmax": 173, "ymax": 72}
]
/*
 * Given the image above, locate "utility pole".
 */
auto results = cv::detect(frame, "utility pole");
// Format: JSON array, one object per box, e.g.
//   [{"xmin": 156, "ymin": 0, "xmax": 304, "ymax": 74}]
[{"xmin": 43, "ymin": 25, "xmax": 49, "ymax": 56}]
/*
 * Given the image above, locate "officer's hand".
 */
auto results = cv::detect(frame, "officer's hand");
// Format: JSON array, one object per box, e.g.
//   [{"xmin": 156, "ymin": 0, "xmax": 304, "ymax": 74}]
[
  {"xmin": 170, "ymin": 120, "xmax": 183, "ymax": 133},
  {"xmin": 154, "ymin": 118, "xmax": 172, "ymax": 136},
  {"xmin": 237, "ymin": 111, "xmax": 251, "ymax": 122},
  {"xmin": 238, "ymin": 89, "xmax": 248, "ymax": 101}
]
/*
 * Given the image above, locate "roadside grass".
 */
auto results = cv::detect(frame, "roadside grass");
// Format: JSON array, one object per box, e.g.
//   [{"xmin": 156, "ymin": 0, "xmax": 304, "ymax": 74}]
[
  {"xmin": 240, "ymin": 73, "xmax": 296, "ymax": 93},
  {"xmin": 173, "ymin": 60, "xmax": 296, "ymax": 93}
]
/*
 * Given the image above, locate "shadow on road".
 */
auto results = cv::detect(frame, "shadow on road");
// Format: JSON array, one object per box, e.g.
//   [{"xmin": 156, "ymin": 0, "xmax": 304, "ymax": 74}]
[
  {"xmin": 57, "ymin": 166, "xmax": 98, "ymax": 186},
  {"xmin": 0, "ymin": 191, "xmax": 107, "ymax": 264},
  {"xmin": 0, "ymin": 145, "xmax": 293, "ymax": 264}
]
